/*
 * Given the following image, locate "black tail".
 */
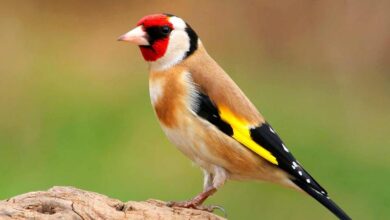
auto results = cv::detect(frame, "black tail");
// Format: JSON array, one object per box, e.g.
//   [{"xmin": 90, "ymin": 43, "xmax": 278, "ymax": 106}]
[{"xmin": 293, "ymin": 179, "xmax": 351, "ymax": 220}]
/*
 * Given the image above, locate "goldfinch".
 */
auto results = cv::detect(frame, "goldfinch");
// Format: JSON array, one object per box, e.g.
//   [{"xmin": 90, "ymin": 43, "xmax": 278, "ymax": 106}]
[{"xmin": 118, "ymin": 14, "xmax": 351, "ymax": 220}]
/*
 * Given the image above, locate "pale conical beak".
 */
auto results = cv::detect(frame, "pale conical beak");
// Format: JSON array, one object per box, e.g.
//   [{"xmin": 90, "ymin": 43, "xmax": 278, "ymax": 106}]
[{"xmin": 118, "ymin": 26, "xmax": 150, "ymax": 46}]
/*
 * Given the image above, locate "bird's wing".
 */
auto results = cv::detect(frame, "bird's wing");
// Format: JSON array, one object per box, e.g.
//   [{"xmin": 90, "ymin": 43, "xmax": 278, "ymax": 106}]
[
  {"xmin": 185, "ymin": 45, "xmax": 326, "ymax": 194},
  {"xmin": 194, "ymin": 92, "xmax": 327, "ymax": 195}
]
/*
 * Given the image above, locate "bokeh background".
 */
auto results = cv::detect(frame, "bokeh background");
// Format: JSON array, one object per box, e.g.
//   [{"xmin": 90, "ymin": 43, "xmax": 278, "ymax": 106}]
[{"xmin": 1, "ymin": 1, "xmax": 389, "ymax": 219}]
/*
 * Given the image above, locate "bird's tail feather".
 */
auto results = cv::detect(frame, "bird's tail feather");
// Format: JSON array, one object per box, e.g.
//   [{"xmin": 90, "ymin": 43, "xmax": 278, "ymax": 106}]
[{"xmin": 292, "ymin": 178, "xmax": 351, "ymax": 220}]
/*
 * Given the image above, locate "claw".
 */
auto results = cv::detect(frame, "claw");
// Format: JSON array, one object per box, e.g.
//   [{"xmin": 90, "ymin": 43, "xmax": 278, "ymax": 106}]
[{"xmin": 208, "ymin": 205, "xmax": 228, "ymax": 218}]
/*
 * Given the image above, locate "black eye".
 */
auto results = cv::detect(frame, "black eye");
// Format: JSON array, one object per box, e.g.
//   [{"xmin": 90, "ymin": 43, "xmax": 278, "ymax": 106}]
[{"xmin": 160, "ymin": 26, "xmax": 172, "ymax": 35}]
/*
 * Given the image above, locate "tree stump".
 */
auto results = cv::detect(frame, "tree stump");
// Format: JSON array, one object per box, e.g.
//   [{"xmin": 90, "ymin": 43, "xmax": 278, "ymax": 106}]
[{"xmin": 0, "ymin": 186, "xmax": 225, "ymax": 220}]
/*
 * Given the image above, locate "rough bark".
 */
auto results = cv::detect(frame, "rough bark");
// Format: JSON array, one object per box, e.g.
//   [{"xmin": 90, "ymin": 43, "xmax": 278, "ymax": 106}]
[{"xmin": 0, "ymin": 186, "xmax": 225, "ymax": 220}]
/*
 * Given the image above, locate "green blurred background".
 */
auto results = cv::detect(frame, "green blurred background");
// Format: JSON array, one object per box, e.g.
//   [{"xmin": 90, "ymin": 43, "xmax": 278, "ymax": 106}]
[{"xmin": 0, "ymin": 1, "xmax": 389, "ymax": 219}]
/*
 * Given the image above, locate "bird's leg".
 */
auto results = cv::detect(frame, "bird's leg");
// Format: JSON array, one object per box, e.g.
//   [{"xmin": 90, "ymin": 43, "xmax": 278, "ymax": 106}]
[
  {"xmin": 167, "ymin": 187, "xmax": 217, "ymax": 211},
  {"xmin": 168, "ymin": 167, "xmax": 227, "ymax": 212},
  {"xmin": 203, "ymin": 169, "xmax": 214, "ymax": 191}
]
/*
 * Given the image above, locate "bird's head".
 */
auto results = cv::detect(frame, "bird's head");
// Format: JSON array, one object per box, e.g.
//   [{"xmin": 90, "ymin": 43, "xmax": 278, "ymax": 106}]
[{"xmin": 119, "ymin": 14, "xmax": 198, "ymax": 70}]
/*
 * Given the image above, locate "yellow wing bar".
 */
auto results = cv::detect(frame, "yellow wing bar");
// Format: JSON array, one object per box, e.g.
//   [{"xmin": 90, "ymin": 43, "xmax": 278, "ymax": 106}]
[{"xmin": 219, "ymin": 106, "xmax": 278, "ymax": 165}]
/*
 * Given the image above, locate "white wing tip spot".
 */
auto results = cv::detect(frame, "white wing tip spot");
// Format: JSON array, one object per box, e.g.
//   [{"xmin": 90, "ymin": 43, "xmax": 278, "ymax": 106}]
[
  {"xmin": 269, "ymin": 127, "xmax": 276, "ymax": 134},
  {"xmin": 306, "ymin": 179, "xmax": 311, "ymax": 183},
  {"xmin": 298, "ymin": 171, "xmax": 303, "ymax": 176},
  {"xmin": 292, "ymin": 161, "xmax": 298, "ymax": 170},
  {"xmin": 282, "ymin": 144, "xmax": 289, "ymax": 152}
]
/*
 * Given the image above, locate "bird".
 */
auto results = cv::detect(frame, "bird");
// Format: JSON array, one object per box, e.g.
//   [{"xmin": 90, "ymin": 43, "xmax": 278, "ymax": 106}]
[{"xmin": 118, "ymin": 13, "xmax": 351, "ymax": 220}]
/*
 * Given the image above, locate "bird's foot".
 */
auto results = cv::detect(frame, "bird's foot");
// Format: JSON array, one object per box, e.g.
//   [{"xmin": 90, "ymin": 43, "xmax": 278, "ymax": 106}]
[
  {"xmin": 167, "ymin": 201, "xmax": 224, "ymax": 213},
  {"xmin": 167, "ymin": 188, "xmax": 221, "ymax": 213}
]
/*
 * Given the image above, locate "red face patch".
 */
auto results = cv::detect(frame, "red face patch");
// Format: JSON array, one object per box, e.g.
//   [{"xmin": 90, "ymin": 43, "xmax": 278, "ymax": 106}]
[
  {"xmin": 139, "ymin": 41, "xmax": 168, "ymax": 61},
  {"xmin": 137, "ymin": 14, "xmax": 172, "ymax": 28},
  {"xmin": 136, "ymin": 14, "xmax": 174, "ymax": 61}
]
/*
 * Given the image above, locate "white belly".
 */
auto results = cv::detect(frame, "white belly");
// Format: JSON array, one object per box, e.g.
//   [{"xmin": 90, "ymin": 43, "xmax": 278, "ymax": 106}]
[{"xmin": 161, "ymin": 122, "xmax": 208, "ymax": 166}]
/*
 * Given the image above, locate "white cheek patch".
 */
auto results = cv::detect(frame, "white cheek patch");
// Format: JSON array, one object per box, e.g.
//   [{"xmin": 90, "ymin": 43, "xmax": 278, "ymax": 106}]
[
  {"xmin": 151, "ymin": 30, "xmax": 190, "ymax": 71},
  {"xmin": 169, "ymin": 16, "xmax": 186, "ymax": 30}
]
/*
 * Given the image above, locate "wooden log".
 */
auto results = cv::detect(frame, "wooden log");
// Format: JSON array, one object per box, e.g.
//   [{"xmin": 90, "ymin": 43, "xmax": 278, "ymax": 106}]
[{"xmin": 0, "ymin": 186, "xmax": 225, "ymax": 220}]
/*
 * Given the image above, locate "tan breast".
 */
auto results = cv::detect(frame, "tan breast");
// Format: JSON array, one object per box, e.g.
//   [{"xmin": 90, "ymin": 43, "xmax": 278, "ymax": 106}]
[
  {"xmin": 149, "ymin": 66, "xmax": 191, "ymax": 128},
  {"xmin": 149, "ymin": 66, "xmax": 210, "ymax": 166}
]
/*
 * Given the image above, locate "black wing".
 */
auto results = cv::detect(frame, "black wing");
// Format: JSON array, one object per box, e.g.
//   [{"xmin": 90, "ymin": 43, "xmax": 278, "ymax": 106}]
[{"xmin": 250, "ymin": 123, "xmax": 327, "ymax": 194}]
